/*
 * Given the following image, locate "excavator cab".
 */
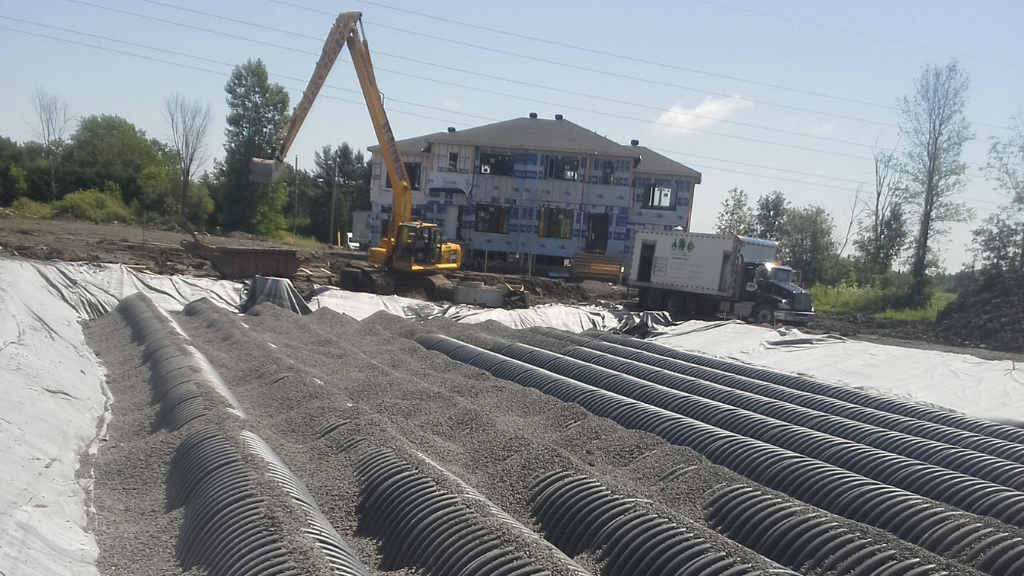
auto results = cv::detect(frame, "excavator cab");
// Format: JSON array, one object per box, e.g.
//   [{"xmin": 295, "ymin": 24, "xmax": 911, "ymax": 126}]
[{"xmin": 378, "ymin": 222, "xmax": 461, "ymax": 272}]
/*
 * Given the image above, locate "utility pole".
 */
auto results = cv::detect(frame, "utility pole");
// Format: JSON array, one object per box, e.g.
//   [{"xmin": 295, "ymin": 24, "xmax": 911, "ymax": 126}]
[
  {"xmin": 328, "ymin": 155, "xmax": 338, "ymax": 247},
  {"xmin": 292, "ymin": 156, "xmax": 298, "ymax": 235}
]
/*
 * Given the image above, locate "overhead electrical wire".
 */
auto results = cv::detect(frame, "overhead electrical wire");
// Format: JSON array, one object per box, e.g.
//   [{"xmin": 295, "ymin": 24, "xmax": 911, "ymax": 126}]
[
  {"xmin": 124, "ymin": 0, "xmax": 999, "ymax": 171},
  {"xmin": 279, "ymin": 0, "xmax": 896, "ymax": 111},
  {"xmin": 1, "ymin": 20, "xmax": 887, "ymax": 192},
  {"xmin": 57, "ymin": 0, "xmax": 888, "ymax": 162},
  {"xmin": 6, "ymin": 5, "xmax": 1001, "ymax": 206},
  {"xmin": 276, "ymin": 0, "xmax": 1015, "ymax": 136},
  {"xmin": 691, "ymin": 0, "xmax": 1024, "ymax": 74},
  {"xmin": 126, "ymin": 0, "xmax": 894, "ymax": 146},
  {"xmin": 2, "ymin": 22, "xmax": 1001, "ymax": 215}
]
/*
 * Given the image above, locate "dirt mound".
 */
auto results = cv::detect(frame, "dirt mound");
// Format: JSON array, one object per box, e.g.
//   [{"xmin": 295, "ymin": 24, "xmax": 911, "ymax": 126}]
[{"xmin": 935, "ymin": 268, "xmax": 1024, "ymax": 353}]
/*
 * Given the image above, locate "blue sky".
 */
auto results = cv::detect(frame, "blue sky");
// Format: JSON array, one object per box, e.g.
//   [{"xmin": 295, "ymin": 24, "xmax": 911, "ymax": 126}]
[{"xmin": 2, "ymin": 0, "xmax": 1021, "ymax": 270}]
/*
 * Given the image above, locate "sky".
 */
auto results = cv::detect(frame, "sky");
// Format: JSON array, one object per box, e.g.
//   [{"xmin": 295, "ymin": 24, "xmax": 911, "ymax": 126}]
[{"xmin": 1, "ymin": 0, "xmax": 1022, "ymax": 270}]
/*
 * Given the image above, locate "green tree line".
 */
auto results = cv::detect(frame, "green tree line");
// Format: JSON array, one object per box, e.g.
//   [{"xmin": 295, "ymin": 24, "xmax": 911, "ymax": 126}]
[{"xmin": 0, "ymin": 59, "xmax": 370, "ymax": 242}]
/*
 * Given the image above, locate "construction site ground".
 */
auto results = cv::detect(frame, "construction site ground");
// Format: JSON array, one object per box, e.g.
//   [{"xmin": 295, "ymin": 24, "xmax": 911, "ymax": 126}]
[
  {"xmin": 3, "ymin": 213, "xmax": 1018, "ymax": 357},
  {"xmin": 0, "ymin": 215, "xmax": 623, "ymax": 306},
  {"xmin": 4, "ymin": 252, "xmax": 1024, "ymax": 576}
]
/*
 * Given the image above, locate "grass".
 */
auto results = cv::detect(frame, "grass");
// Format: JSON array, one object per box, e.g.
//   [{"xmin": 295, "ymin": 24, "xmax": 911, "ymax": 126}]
[
  {"xmin": 810, "ymin": 283, "xmax": 956, "ymax": 322},
  {"xmin": 874, "ymin": 292, "xmax": 957, "ymax": 322},
  {"xmin": 11, "ymin": 197, "xmax": 53, "ymax": 219},
  {"xmin": 273, "ymin": 230, "xmax": 329, "ymax": 249}
]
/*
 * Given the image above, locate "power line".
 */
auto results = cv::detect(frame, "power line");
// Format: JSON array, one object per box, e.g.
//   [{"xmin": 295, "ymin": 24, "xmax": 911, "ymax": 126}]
[
  {"xmin": 122, "ymin": 0, "xmax": 897, "ymax": 147},
  {"xmin": 122, "ymin": 0, "xmax": 899, "ymax": 130},
  {"xmin": 0, "ymin": 22, "xmax": 874, "ymax": 193},
  {"xmin": 52, "ymin": 1, "xmax": 890, "ymax": 161},
  {"xmin": 5, "ymin": 20, "xmax": 1002, "ymax": 213},
  {"xmin": 691, "ymin": 0, "xmax": 1024, "ymax": 72},
  {"xmin": 276, "ymin": 0, "xmax": 897, "ymax": 111},
  {"xmin": 4, "ymin": 14, "xmax": 999, "ymax": 199},
  {"xmin": 0, "ymin": 23, "xmax": 476, "ymax": 129}
]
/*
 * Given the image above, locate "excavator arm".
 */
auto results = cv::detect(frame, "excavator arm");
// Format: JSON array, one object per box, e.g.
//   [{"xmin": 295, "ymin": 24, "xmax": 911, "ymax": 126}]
[
  {"xmin": 344, "ymin": 17, "xmax": 411, "ymax": 229},
  {"xmin": 249, "ymin": 12, "xmax": 459, "ymax": 272},
  {"xmin": 250, "ymin": 10, "xmax": 409, "ymax": 211}
]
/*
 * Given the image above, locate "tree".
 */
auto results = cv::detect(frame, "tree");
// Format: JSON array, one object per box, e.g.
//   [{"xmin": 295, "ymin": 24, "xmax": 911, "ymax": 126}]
[
  {"xmin": 752, "ymin": 191, "xmax": 788, "ymax": 240},
  {"xmin": 0, "ymin": 137, "xmax": 28, "ymax": 206},
  {"xmin": 778, "ymin": 205, "xmax": 836, "ymax": 286},
  {"xmin": 971, "ymin": 212, "xmax": 1023, "ymax": 270},
  {"xmin": 714, "ymin": 187, "xmax": 752, "ymax": 236},
  {"xmin": 983, "ymin": 113, "xmax": 1024, "ymax": 268},
  {"xmin": 66, "ymin": 115, "xmax": 167, "ymax": 203},
  {"xmin": 33, "ymin": 90, "xmax": 72, "ymax": 201},
  {"xmin": 217, "ymin": 59, "xmax": 291, "ymax": 234},
  {"xmin": 309, "ymin": 143, "xmax": 370, "ymax": 243},
  {"xmin": 163, "ymin": 93, "xmax": 212, "ymax": 222},
  {"xmin": 856, "ymin": 145, "xmax": 908, "ymax": 276},
  {"xmin": 899, "ymin": 60, "xmax": 973, "ymax": 304}
]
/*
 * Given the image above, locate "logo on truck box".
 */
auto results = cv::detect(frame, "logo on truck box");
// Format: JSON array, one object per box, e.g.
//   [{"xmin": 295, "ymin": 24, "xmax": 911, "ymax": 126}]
[{"xmin": 672, "ymin": 238, "xmax": 695, "ymax": 253}]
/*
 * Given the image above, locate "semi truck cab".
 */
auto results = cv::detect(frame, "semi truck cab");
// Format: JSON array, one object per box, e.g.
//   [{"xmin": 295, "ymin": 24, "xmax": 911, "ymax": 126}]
[{"xmin": 737, "ymin": 261, "xmax": 814, "ymax": 325}]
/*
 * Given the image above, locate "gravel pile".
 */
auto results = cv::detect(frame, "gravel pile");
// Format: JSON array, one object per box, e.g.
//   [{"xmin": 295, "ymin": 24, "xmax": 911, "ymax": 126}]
[{"xmin": 83, "ymin": 297, "xmax": 996, "ymax": 576}]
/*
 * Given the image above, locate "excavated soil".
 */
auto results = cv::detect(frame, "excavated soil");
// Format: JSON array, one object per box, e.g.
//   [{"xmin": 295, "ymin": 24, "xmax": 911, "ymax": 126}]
[{"xmin": 934, "ymin": 268, "xmax": 1024, "ymax": 354}]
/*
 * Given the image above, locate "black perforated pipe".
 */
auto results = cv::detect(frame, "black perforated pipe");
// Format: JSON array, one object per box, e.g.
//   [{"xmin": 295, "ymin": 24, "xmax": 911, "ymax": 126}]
[
  {"xmin": 576, "ymin": 328, "xmax": 1024, "ymax": 447},
  {"xmin": 416, "ymin": 333, "xmax": 1024, "ymax": 576}
]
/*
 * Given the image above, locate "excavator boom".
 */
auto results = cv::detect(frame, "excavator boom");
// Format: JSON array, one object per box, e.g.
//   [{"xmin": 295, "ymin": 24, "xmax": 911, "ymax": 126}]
[
  {"xmin": 250, "ymin": 13, "xmax": 360, "ymax": 184},
  {"xmin": 249, "ymin": 12, "xmax": 460, "ymax": 272}
]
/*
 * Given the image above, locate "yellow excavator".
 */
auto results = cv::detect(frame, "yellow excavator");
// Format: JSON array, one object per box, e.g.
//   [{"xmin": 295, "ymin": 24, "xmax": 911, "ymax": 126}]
[{"xmin": 251, "ymin": 12, "xmax": 461, "ymax": 273}]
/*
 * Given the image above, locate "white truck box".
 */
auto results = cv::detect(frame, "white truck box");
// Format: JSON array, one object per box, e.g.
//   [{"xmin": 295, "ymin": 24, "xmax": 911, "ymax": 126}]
[{"xmin": 627, "ymin": 231, "xmax": 777, "ymax": 297}]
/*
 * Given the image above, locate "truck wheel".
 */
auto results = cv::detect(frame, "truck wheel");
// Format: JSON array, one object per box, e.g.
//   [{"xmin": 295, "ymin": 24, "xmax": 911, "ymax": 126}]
[
  {"xmin": 643, "ymin": 288, "xmax": 663, "ymax": 310},
  {"xmin": 751, "ymin": 305, "xmax": 774, "ymax": 325},
  {"xmin": 666, "ymin": 293, "xmax": 685, "ymax": 315}
]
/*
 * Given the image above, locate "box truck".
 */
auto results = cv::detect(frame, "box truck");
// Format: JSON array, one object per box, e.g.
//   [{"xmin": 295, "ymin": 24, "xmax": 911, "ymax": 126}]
[{"xmin": 626, "ymin": 230, "xmax": 813, "ymax": 324}]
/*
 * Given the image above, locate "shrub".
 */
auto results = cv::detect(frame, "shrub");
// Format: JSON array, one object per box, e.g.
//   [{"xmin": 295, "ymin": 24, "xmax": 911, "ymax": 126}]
[
  {"xmin": 53, "ymin": 188, "xmax": 134, "ymax": 224},
  {"xmin": 11, "ymin": 197, "xmax": 53, "ymax": 218}
]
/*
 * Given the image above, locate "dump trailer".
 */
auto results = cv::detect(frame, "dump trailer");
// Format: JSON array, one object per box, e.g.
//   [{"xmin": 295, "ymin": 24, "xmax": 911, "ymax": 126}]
[{"xmin": 626, "ymin": 230, "xmax": 813, "ymax": 324}]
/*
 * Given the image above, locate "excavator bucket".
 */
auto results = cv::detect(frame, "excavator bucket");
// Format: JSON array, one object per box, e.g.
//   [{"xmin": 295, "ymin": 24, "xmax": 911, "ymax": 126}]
[{"xmin": 249, "ymin": 158, "xmax": 284, "ymax": 184}]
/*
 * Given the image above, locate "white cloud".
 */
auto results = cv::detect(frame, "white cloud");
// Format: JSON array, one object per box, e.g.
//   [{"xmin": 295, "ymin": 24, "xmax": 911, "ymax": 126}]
[
  {"xmin": 653, "ymin": 96, "xmax": 752, "ymax": 134},
  {"xmin": 441, "ymin": 99, "xmax": 460, "ymax": 110}
]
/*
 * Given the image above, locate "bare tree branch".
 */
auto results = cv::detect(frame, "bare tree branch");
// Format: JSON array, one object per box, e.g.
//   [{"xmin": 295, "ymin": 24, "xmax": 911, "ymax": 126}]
[
  {"xmin": 33, "ymin": 89, "xmax": 71, "ymax": 201},
  {"xmin": 163, "ymin": 93, "xmax": 212, "ymax": 221}
]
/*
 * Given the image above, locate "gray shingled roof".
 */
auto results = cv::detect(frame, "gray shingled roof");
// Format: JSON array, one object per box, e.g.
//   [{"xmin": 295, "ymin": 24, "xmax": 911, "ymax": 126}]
[
  {"xmin": 371, "ymin": 116, "xmax": 701, "ymax": 181},
  {"xmin": 632, "ymin": 146, "xmax": 702, "ymax": 182}
]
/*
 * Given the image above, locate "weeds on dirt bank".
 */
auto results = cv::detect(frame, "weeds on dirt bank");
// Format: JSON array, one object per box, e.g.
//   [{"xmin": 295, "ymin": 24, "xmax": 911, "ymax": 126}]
[
  {"xmin": 811, "ymin": 276, "xmax": 955, "ymax": 322},
  {"xmin": 12, "ymin": 189, "xmax": 133, "ymax": 224}
]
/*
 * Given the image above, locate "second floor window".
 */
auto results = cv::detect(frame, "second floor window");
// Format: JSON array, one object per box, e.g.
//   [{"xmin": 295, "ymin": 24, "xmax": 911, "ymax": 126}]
[
  {"xmin": 385, "ymin": 162, "xmax": 422, "ymax": 191},
  {"xmin": 546, "ymin": 156, "xmax": 580, "ymax": 181},
  {"xmin": 643, "ymin": 184, "xmax": 674, "ymax": 209},
  {"xmin": 479, "ymin": 153, "xmax": 515, "ymax": 176}
]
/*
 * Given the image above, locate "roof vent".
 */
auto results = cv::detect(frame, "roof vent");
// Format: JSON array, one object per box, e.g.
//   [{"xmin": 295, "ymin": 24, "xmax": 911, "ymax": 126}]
[
  {"xmin": 447, "ymin": 126, "xmax": 456, "ymax": 133},
  {"xmin": 529, "ymin": 112, "xmax": 538, "ymax": 119},
  {"xmin": 631, "ymin": 139, "xmax": 639, "ymax": 146},
  {"xmin": 555, "ymin": 114, "xmax": 564, "ymax": 120}
]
